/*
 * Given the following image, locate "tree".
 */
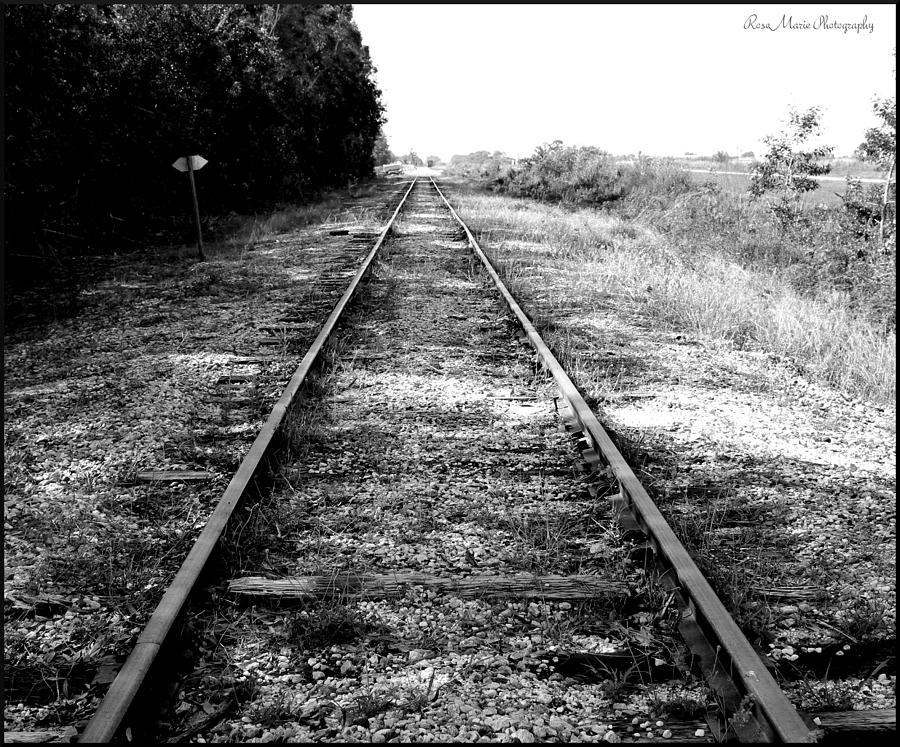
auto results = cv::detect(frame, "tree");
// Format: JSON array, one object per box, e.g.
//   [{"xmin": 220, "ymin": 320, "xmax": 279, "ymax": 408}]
[
  {"xmin": 372, "ymin": 130, "xmax": 395, "ymax": 165},
  {"xmin": 749, "ymin": 106, "xmax": 833, "ymax": 229},
  {"xmin": 713, "ymin": 150, "xmax": 731, "ymax": 164},
  {"xmin": 3, "ymin": 2, "xmax": 384, "ymax": 269},
  {"xmin": 855, "ymin": 95, "xmax": 896, "ymax": 248}
]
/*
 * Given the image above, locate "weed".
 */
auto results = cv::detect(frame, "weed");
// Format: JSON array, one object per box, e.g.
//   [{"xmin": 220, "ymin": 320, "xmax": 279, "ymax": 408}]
[
  {"xmin": 842, "ymin": 596, "xmax": 891, "ymax": 640},
  {"xmin": 351, "ymin": 690, "xmax": 396, "ymax": 719},
  {"xmin": 793, "ymin": 661, "xmax": 856, "ymax": 712},
  {"xmin": 645, "ymin": 686, "xmax": 709, "ymax": 719},
  {"xmin": 250, "ymin": 691, "xmax": 300, "ymax": 726},
  {"xmin": 400, "ymin": 668, "xmax": 439, "ymax": 712},
  {"xmin": 285, "ymin": 598, "xmax": 366, "ymax": 651},
  {"xmin": 593, "ymin": 661, "xmax": 638, "ymax": 700},
  {"xmin": 502, "ymin": 510, "xmax": 581, "ymax": 574}
]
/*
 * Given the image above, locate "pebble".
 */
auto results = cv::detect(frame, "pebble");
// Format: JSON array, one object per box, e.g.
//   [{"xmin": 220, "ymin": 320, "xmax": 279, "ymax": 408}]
[{"xmin": 487, "ymin": 715, "xmax": 512, "ymax": 732}]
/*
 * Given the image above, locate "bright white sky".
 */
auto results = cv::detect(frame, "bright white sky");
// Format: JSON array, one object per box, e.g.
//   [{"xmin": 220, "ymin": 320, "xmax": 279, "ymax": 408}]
[{"xmin": 352, "ymin": 4, "xmax": 896, "ymax": 161}]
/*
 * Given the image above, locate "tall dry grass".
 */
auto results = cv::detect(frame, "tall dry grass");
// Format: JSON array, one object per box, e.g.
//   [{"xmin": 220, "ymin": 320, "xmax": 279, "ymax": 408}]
[
  {"xmin": 204, "ymin": 183, "xmax": 383, "ymax": 258},
  {"xmin": 454, "ymin": 194, "xmax": 895, "ymax": 404}
]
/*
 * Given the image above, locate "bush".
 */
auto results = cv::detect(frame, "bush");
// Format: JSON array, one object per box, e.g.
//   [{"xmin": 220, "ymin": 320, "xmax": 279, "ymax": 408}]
[
  {"xmin": 486, "ymin": 139, "xmax": 894, "ymax": 333},
  {"xmin": 496, "ymin": 143, "xmax": 694, "ymax": 208}
]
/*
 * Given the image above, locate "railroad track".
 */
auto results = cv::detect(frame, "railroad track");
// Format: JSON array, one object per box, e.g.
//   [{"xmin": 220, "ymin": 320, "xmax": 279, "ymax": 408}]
[{"xmin": 62, "ymin": 177, "xmax": 887, "ymax": 743}]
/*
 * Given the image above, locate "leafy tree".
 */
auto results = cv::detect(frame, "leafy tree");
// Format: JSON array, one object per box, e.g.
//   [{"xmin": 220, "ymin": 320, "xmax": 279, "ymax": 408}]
[
  {"xmin": 855, "ymin": 95, "xmax": 896, "ymax": 247},
  {"xmin": 372, "ymin": 131, "xmax": 396, "ymax": 165},
  {"xmin": 3, "ymin": 3, "xmax": 384, "ymax": 273},
  {"xmin": 741, "ymin": 151, "xmax": 755, "ymax": 158},
  {"xmin": 272, "ymin": 4, "xmax": 383, "ymax": 186},
  {"xmin": 749, "ymin": 106, "xmax": 833, "ymax": 229},
  {"xmin": 713, "ymin": 150, "xmax": 731, "ymax": 164}
]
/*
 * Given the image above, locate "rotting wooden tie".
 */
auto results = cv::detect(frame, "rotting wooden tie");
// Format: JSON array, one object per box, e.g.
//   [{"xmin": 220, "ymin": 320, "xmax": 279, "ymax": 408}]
[
  {"xmin": 227, "ymin": 573, "xmax": 627, "ymax": 601},
  {"xmin": 260, "ymin": 323, "xmax": 312, "ymax": 332},
  {"xmin": 813, "ymin": 708, "xmax": 895, "ymax": 737},
  {"xmin": 4, "ymin": 728, "xmax": 78, "ymax": 743},
  {"xmin": 216, "ymin": 374, "xmax": 255, "ymax": 384},
  {"xmin": 135, "ymin": 470, "xmax": 215, "ymax": 482},
  {"xmin": 230, "ymin": 356, "xmax": 277, "ymax": 364}
]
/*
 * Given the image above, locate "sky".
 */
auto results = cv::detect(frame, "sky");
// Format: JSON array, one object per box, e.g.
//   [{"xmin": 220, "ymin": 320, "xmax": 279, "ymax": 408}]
[{"xmin": 352, "ymin": 4, "xmax": 896, "ymax": 161}]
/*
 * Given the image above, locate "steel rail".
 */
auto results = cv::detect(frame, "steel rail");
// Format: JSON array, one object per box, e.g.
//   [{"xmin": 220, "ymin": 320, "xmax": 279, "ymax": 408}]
[
  {"xmin": 429, "ymin": 177, "xmax": 815, "ymax": 743},
  {"xmin": 79, "ymin": 178, "xmax": 418, "ymax": 743}
]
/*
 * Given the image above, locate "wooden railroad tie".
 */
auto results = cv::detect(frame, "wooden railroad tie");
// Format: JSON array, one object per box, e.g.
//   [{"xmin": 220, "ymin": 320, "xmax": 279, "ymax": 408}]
[
  {"xmin": 229, "ymin": 356, "xmax": 277, "ymax": 364},
  {"xmin": 135, "ymin": 470, "xmax": 216, "ymax": 482},
  {"xmin": 216, "ymin": 374, "xmax": 255, "ymax": 384},
  {"xmin": 260, "ymin": 323, "xmax": 313, "ymax": 332},
  {"xmin": 813, "ymin": 709, "xmax": 895, "ymax": 740},
  {"xmin": 227, "ymin": 573, "xmax": 627, "ymax": 601},
  {"xmin": 4, "ymin": 728, "xmax": 78, "ymax": 744}
]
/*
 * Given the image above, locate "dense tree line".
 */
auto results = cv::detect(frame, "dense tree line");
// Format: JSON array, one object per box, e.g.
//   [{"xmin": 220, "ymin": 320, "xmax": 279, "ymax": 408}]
[{"xmin": 3, "ymin": 4, "xmax": 383, "ymax": 261}]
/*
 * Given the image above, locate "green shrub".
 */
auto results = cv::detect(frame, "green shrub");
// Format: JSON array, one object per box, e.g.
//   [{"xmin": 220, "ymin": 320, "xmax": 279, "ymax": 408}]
[{"xmin": 497, "ymin": 143, "xmax": 694, "ymax": 208}]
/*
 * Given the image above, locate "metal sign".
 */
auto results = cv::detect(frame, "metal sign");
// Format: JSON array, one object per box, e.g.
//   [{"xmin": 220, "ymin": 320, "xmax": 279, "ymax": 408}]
[
  {"xmin": 172, "ymin": 155, "xmax": 208, "ymax": 172},
  {"xmin": 172, "ymin": 155, "xmax": 208, "ymax": 260}
]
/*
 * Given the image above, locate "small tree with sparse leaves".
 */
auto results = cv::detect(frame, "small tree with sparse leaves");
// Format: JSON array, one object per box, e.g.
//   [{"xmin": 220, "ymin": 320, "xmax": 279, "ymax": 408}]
[
  {"xmin": 855, "ymin": 95, "xmax": 895, "ymax": 249},
  {"xmin": 749, "ymin": 106, "xmax": 833, "ymax": 230}
]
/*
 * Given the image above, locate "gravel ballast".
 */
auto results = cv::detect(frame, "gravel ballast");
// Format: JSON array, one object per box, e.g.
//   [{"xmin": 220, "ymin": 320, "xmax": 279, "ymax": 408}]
[{"xmin": 169, "ymin": 184, "xmax": 716, "ymax": 743}]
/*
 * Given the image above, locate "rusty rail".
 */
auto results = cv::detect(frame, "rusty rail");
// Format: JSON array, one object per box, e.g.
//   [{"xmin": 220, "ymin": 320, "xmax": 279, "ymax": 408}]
[
  {"xmin": 429, "ymin": 177, "xmax": 815, "ymax": 743},
  {"xmin": 79, "ymin": 178, "xmax": 418, "ymax": 743}
]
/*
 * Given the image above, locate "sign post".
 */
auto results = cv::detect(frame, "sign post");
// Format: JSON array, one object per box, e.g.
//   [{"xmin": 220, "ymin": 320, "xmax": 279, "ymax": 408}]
[{"xmin": 172, "ymin": 155, "xmax": 208, "ymax": 261}]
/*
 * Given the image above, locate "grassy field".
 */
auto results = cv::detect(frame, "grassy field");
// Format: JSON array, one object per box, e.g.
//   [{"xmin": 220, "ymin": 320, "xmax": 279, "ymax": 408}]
[
  {"xmin": 685, "ymin": 170, "xmax": 860, "ymax": 208},
  {"xmin": 673, "ymin": 157, "xmax": 886, "ymax": 179},
  {"xmin": 668, "ymin": 157, "xmax": 888, "ymax": 208}
]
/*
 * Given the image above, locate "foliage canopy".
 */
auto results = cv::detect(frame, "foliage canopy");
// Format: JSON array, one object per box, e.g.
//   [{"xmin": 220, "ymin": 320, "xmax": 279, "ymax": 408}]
[{"xmin": 3, "ymin": 4, "xmax": 384, "ymax": 258}]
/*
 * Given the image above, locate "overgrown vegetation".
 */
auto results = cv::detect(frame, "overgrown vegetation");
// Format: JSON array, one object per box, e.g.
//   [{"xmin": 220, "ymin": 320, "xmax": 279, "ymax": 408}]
[
  {"xmin": 456, "ymin": 190, "xmax": 893, "ymax": 402},
  {"xmin": 495, "ymin": 141, "xmax": 694, "ymax": 207},
  {"xmin": 471, "ymin": 102, "xmax": 895, "ymax": 402},
  {"xmin": 4, "ymin": 4, "xmax": 383, "ymax": 281},
  {"xmin": 446, "ymin": 150, "xmax": 518, "ymax": 179}
]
